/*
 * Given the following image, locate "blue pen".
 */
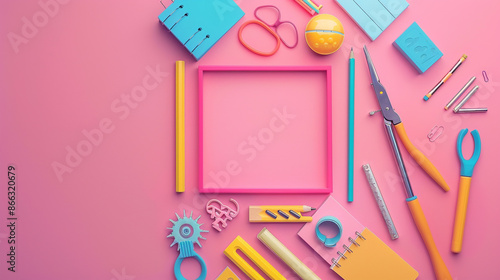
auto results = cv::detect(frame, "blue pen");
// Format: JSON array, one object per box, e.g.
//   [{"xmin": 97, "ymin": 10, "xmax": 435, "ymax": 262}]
[{"xmin": 348, "ymin": 47, "xmax": 355, "ymax": 202}]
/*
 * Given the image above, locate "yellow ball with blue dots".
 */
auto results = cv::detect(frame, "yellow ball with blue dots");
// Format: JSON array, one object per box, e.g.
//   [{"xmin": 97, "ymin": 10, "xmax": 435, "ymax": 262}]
[{"xmin": 305, "ymin": 14, "xmax": 344, "ymax": 55}]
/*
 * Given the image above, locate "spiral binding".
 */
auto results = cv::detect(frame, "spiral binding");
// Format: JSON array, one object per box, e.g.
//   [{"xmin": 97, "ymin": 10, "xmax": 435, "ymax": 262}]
[
  {"xmin": 184, "ymin": 28, "xmax": 202, "ymax": 46},
  {"xmin": 330, "ymin": 231, "xmax": 365, "ymax": 268},
  {"xmin": 343, "ymin": 244, "xmax": 353, "ymax": 253},
  {"xmin": 161, "ymin": 4, "xmax": 209, "ymax": 55},
  {"xmin": 191, "ymin": 35, "xmax": 210, "ymax": 54},
  {"xmin": 348, "ymin": 237, "xmax": 359, "ymax": 246},
  {"xmin": 161, "ymin": 5, "xmax": 183, "ymax": 24},
  {"xmin": 170, "ymin": 12, "xmax": 188, "ymax": 30}
]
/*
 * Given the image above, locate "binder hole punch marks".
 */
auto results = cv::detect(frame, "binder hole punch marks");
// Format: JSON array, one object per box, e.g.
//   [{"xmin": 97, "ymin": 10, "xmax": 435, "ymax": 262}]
[
  {"xmin": 205, "ymin": 198, "xmax": 239, "ymax": 232},
  {"xmin": 158, "ymin": 0, "xmax": 244, "ymax": 60},
  {"xmin": 316, "ymin": 216, "xmax": 343, "ymax": 247},
  {"xmin": 167, "ymin": 210, "xmax": 209, "ymax": 280}
]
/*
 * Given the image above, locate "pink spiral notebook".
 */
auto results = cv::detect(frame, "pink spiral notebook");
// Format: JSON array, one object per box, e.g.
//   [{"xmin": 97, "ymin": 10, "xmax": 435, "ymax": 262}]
[{"xmin": 298, "ymin": 196, "xmax": 418, "ymax": 280}]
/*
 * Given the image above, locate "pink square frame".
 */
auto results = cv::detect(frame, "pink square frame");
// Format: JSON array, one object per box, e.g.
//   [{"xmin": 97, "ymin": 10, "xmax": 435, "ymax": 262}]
[{"xmin": 198, "ymin": 65, "xmax": 332, "ymax": 193}]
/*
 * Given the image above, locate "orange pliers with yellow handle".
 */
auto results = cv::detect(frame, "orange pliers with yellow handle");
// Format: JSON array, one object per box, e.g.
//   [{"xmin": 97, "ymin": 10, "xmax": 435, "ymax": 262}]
[{"xmin": 364, "ymin": 46, "xmax": 452, "ymax": 280}]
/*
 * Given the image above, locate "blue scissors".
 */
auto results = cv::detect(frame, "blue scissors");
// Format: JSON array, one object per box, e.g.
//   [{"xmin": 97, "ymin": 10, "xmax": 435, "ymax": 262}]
[{"xmin": 452, "ymin": 128, "xmax": 481, "ymax": 253}]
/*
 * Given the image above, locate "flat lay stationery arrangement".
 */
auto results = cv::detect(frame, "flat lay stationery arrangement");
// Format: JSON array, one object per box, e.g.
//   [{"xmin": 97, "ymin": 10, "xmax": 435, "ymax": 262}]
[{"xmin": 1, "ymin": 1, "xmax": 499, "ymax": 279}]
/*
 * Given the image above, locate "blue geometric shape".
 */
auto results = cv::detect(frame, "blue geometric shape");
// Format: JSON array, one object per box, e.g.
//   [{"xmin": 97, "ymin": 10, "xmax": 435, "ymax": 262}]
[
  {"xmin": 393, "ymin": 22, "xmax": 443, "ymax": 73},
  {"xmin": 336, "ymin": 0, "xmax": 383, "ymax": 40},
  {"xmin": 354, "ymin": 0, "xmax": 395, "ymax": 31},
  {"xmin": 335, "ymin": 0, "xmax": 408, "ymax": 41}
]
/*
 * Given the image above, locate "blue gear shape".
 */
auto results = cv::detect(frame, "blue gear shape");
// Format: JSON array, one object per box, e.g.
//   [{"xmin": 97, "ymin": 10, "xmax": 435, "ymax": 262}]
[{"xmin": 167, "ymin": 210, "xmax": 208, "ymax": 250}]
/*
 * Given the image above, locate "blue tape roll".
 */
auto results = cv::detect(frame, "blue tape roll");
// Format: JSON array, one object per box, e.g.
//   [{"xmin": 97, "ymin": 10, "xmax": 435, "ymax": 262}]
[{"xmin": 315, "ymin": 216, "xmax": 342, "ymax": 247}]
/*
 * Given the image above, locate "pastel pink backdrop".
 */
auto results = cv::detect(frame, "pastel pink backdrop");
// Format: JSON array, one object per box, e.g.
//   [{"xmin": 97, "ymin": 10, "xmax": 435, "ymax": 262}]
[{"xmin": 1, "ymin": 0, "xmax": 499, "ymax": 279}]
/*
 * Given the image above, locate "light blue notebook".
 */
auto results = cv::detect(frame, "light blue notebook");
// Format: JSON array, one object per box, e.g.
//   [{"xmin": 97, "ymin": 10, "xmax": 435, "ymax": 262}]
[{"xmin": 159, "ymin": 0, "xmax": 244, "ymax": 60}]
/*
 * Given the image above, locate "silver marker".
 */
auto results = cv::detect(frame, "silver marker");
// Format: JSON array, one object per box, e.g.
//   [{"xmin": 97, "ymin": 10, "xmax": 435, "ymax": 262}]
[{"xmin": 456, "ymin": 108, "xmax": 488, "ymax": 113}]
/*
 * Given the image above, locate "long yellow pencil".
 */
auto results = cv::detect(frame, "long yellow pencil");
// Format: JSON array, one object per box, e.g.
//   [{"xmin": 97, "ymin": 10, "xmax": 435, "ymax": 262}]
[{"xmin": 176, "ymin": 61, "xmax": 185, "ymax": 193}]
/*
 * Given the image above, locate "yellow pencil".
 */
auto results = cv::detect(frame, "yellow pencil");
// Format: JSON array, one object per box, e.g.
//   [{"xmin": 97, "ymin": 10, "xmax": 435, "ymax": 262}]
[
  {"xmin": 176, "ymin": 61, "xmax": 185, "ymax": 193},
  {"xmin": 249, "ymin": 205, "xmax": 316, "ymax": 222}
]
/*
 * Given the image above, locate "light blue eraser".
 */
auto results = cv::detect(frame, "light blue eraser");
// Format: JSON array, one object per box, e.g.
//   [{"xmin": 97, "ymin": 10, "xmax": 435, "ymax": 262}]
[
  {"xmin": 335, "ymin": 0, "xmax": 383, "ymax": 40},
  {"xmin": 423, "ymin": 96, "xmax": 429, "ymax": 101},
  {"xmin": 354, "ymin": 0, "xmax": 395, "ymax": 31},
  {"xmin": 393, "ymin": 22, "xmax": 443, "ymax": 74},
  {"xmin": 378, "ymin": 0, "xmax": 409, "ymax": 18}
]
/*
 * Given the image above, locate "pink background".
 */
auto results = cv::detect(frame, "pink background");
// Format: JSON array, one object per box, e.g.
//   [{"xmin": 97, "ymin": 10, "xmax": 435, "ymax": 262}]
[{"xmin": 1, "ymin": 0, "xmax": 499, "ymax": 279}]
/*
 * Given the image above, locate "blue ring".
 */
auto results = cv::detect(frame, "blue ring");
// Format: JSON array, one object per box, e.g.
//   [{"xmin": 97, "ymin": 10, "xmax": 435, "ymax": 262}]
[
  {"xmin": 174, "ymin": 252, "xmax": 207, "ymax": 280},
  {"xmin": 315, "ymin": 216, "xmax": 342, "ymax": 247}
]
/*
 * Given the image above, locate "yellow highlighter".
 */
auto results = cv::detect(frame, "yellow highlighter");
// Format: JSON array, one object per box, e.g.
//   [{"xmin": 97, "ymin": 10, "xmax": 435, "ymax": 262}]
[
  {"xmin": 249, "ymin": 205, "xmax": 315, "ymax": 223},
  {"xmin": 175, "ymin": 61, "xmax": 185, "ymax": 193}
]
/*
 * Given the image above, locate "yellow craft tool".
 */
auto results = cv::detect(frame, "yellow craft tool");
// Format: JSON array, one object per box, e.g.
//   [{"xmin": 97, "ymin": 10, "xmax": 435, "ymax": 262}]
[
  {"xmin": 175, "ymin": 61, "xmax": 185, "ymax": 193},
  {"xmin": 249, "ymin": 205, "xmax": 315, "ymax": 223},
  {"xmin": 224, "ymin": 235, "xmax": 285, "ymax": 280},
  {"xmin": 364, "ymin": 46, "xmax": 451, "ymax": 280}
]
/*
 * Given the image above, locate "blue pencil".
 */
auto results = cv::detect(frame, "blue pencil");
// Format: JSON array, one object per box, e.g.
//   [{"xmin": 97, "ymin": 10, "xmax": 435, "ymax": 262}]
[{"xmin": 348, "ymin": 48, "xmax": 355, "ymax": 202}]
